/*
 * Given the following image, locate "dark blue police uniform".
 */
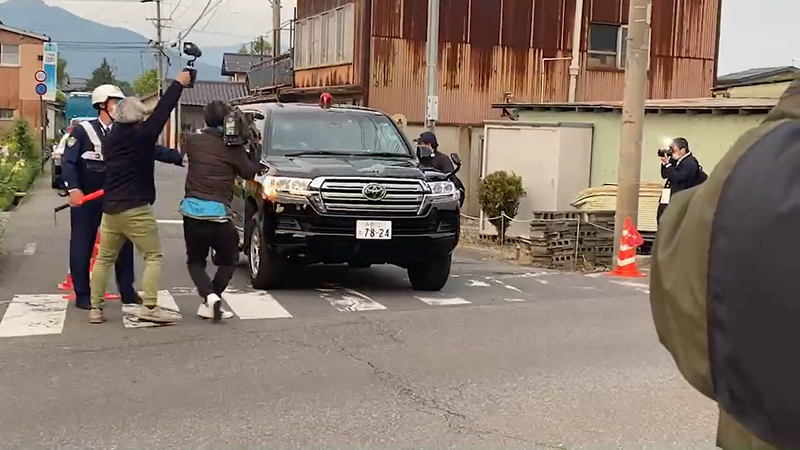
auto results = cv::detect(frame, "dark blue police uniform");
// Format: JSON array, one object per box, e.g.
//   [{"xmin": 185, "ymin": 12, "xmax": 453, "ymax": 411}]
[{"xmin": 61, "ymin": 119, "xmax": 137, "ymax": 309}]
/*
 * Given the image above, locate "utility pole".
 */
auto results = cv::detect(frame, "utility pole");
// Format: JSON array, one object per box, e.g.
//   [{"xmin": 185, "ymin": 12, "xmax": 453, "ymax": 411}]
[
  {"xmin": 424, "ymin": 0, "xmax": 439, "ymax": 131},
  {"xmin": 613, "ymin": 0, "xmax": 652, "ymax": 265},
  {"xmin": 272, "ymin": 0, "xmax": 281, "ymax": 58},
  {"xmin": 142, "ymin": 0, "xmax": 167, "ymax": 96},
  {"xmin": 176, "ymin": 32, "xmax": 182, "ymax": 150}
]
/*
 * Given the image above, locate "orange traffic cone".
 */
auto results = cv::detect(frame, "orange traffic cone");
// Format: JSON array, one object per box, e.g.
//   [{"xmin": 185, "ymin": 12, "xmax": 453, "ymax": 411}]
[
  {"xmin": 58, "ymin": 271, "xmax": 73, "ymax": 291},
  {"xmin": 608, "ymin": 216, "xmax": 644, "ymax": 278}
]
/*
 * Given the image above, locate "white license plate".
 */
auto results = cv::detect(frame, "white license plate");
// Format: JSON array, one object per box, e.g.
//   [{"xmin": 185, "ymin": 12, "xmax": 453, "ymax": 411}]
[{"xmin": 356, "ymin": 220, "xmax": 392, "ymax": 240}]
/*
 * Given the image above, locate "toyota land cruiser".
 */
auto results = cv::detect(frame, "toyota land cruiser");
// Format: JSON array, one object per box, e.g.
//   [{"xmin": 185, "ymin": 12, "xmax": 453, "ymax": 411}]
[{"xmin": 230, "ymin": 98, "xmax": 461, "ymax": 291}]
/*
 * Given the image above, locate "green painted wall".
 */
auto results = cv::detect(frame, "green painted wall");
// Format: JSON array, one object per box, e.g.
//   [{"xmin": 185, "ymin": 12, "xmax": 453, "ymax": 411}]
[{"xmin": 516, "ymin": 110, "xmax": 767, "ymax": 186}]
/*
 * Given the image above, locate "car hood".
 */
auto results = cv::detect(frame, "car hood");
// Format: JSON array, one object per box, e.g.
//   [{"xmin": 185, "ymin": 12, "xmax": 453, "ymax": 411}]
[{"xmin": 264, "ymin": 155, "xmax": 448, "ymax": 181}]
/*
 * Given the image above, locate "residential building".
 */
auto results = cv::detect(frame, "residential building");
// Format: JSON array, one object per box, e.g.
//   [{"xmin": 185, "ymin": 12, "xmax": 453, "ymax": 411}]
[
  {"xmin": 711, "ymin": 66, "xmax": 799, "ymax": 99},
  {"xmin": 0, "ymin": 22, "xmax": 50, "ymax": 138},
  {"xmin": 141, "ymin": 79, "xmax": 248, "ymax": 149},
  {"xmin": 244, "ymin": 0, "xmax": 723, "ymax": 215},
  {"xmin": 221, "ymin": 53, "xmax": 267, "ymax": 82},
  {"xmin": 62, "ymin": 76, "xmax": 89, "ymax": 93}
]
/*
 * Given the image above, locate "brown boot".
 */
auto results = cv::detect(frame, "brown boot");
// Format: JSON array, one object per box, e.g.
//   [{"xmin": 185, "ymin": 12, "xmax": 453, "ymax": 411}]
[{"xmin": 89, "ymin": 308, "xmax": 105, "ymax": 324}]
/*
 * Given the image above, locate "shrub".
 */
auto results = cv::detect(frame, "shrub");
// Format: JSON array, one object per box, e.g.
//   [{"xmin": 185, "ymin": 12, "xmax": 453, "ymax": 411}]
[
  {"xmin": 9, "ymin": 118, "xmax": 39, "ymax": 164},
  {"xmin": 478, "ymin": 171, "xmax": 526, "ymax": 239}
]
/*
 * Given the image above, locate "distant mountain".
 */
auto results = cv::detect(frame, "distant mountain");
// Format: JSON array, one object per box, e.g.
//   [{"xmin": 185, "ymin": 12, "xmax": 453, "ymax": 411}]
[{"xmin": 0, "ymin": 0, "xmax": 250, "ymax": 82}]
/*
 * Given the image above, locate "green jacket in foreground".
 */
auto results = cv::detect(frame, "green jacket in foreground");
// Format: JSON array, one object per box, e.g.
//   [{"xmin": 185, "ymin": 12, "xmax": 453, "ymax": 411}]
[{"xmin": 650, "ymin": 76, "xmax": 800, "ymax": 450}]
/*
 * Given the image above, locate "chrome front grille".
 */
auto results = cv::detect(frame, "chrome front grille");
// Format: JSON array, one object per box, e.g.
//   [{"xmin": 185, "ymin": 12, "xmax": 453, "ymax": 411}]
[{"xmin": 318, "ymin": 178, "xmax": 425, "ymax": 214}]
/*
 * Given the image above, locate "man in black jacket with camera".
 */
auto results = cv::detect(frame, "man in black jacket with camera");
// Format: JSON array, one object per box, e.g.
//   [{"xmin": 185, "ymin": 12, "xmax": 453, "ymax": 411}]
[
  {"xmin": 179, "ymin": 101, "xmax": 260, "ymax": 322},
  {"xmin": 657, "ymin": 137, "xmax": 704, "ymax": 224}
]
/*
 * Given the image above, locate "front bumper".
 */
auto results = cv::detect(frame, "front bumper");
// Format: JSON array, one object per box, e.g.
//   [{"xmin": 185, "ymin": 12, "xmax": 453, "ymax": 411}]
[{"xmin": 262, "ymin": 200, "xmax": 460, "ymax": 266}]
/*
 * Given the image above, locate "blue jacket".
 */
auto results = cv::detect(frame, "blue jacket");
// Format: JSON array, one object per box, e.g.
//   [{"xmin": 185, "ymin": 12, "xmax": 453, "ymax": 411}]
[{"xmin": 62, "ymin": 118, "xmax": 183, "ymax": 194}]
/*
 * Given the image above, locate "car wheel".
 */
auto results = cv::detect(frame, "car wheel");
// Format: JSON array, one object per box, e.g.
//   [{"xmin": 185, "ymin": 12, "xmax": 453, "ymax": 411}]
[
  {"xmin": 248, "ymin": 218, "xmax": 285, "ymax": 289},
  {"xmin": 407, "ymin": 253, "xmax": 452, "ymax": 291}
]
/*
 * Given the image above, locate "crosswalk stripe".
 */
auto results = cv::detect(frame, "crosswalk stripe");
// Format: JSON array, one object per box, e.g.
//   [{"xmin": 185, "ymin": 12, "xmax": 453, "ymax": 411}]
[
  {"xmin": 122, "ymin": 291, "xmax": 180, "ymax": 329},
  {"xmin": 223, "ymin": 290, "xmax": 292, "ymax": 319},
  {"xmin": 317, "ymin": 288, "xmax": 386, "ymax": 312},
  {"xmin": 0, "ymin": 294, "xmax": 68, "ymax": 338},
  {"xmin": 415, "ymin": 297, "xmax": 471, "ymax": 306}
]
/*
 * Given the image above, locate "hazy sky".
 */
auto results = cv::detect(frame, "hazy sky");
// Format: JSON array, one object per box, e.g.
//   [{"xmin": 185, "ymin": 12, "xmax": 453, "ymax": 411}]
[{"xmin": 9, "ymin": 0, "xmax": 797, "ymax": 76}]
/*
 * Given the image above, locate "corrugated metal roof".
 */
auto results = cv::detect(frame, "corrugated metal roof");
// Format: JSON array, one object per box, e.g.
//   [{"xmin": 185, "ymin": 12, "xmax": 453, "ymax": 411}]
[
  {"xmin": 716, "ymin": 66, "xmax": 799, "ymax": 87},
  {"xmin": 163, "ymin": 79, "xmax": 249, "ymax": 107},
  {"xmin": 221, "ymin": 53, "xmax": 268, "ymax": 76},
  {"xmin": 495, "ymin": 96, "xmax": 777, "ymax": 113}
]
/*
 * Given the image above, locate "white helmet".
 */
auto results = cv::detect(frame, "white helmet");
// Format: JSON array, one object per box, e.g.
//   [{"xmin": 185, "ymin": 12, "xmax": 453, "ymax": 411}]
[{"xmin": 91, "ymin": 84, "xmax": 125, "ymax": 109}]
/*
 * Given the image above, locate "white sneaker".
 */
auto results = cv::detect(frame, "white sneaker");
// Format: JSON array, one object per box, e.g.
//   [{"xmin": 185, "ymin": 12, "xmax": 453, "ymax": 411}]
[{"xmin": 197, "ymin": 294, "xmax": 234, "ymax": 322}]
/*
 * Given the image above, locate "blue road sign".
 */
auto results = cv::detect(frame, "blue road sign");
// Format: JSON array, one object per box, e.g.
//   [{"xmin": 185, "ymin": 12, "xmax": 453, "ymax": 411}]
[{"xmin": 35, "ymin": 83, "xmax": 47, "ymax": 96}]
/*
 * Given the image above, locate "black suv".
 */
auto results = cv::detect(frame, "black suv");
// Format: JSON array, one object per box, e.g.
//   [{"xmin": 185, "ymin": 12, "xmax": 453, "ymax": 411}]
[{"xmin": 230, "ymin": 101, "xmax": 461, "ymax": 291}]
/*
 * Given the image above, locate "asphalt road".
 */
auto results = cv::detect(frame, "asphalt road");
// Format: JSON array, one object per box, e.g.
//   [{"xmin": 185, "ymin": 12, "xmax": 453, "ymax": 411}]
[{"xmin": 0, "ymin": 165, "xmax": 718, "ymax": 448}]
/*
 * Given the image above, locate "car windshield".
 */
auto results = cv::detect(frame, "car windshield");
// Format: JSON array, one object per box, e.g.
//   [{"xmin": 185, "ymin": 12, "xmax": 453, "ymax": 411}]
[{"xmin": 268, "ymin": 109, "xmax": 411, "ymax": 157}]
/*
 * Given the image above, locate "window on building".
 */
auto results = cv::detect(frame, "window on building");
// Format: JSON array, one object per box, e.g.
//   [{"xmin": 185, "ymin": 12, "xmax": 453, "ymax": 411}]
[
  {"xmin": 294, "ymin": 4, "xmax": 354, "ymax": 69},
  {"xmin": 587, "ymin": 23, "xmax": 650, "ymax": 70},
  {"xmin": 0, "ymin": 109, "xmax": 14, "ymax": 120},
  {"xmin": 0, "ymin": 44, "xmax": 20, "ymax": 66}
]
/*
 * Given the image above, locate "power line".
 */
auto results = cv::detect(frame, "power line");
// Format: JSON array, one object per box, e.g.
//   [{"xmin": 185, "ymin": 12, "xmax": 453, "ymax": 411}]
[{"xmin": 177, "ymin": 0, "xmax": 215, "ymax": 39}]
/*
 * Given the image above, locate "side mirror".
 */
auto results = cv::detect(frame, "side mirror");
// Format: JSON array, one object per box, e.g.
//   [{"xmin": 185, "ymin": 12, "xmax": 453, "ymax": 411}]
[{"xmin": 450, "ymin": 153, "xmax": 461, "ymax": 166}]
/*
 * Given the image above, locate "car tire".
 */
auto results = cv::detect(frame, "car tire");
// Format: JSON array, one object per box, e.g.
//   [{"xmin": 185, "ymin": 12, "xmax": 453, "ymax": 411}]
[
  {"xmin": 248, "ymin": 217, "xmax": 285, "ymax": 289},
  {"xmin": 407, "ymin": 252, "xmax": 452, "ymax": 291}
]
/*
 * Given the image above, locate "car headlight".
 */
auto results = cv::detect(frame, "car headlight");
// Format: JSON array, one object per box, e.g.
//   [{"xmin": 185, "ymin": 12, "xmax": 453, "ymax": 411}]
[
  {"xmin": 427, "ymin": 181, "xmax": 458, "ymax": 201},
  {"xmin": 259, "ymin": 176, "xmax": 313, "ymax": 201}
]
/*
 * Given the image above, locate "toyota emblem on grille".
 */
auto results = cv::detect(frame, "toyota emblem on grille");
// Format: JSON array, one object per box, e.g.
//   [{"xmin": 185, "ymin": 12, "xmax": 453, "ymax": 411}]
[{"xmin": 362, "ymin": 183, "xmax": 387, "ymax": 201}]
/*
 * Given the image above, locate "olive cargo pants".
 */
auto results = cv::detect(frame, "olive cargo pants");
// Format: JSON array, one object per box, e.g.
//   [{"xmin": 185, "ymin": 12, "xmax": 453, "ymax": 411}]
[
  {"xmin": 717, "ymin": 408, "xmax": 780, "ymax": 450},
  {"xmin": 90, "ymin": 205, "xmax": 162, "ymax": 310}
]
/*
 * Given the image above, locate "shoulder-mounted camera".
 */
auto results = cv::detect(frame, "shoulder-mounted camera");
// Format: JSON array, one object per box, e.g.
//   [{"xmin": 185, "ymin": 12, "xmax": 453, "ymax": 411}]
[{"xmin": 223, "ymin": 107, "xmax": 251, "ymax": 146}]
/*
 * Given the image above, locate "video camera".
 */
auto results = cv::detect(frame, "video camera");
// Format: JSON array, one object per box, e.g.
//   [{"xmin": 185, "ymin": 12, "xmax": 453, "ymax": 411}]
[
  {"xmin": 223, "ymin": 107, "xmax": 265, "ymax": 152},
  {"xmin": 182, "ymin": 41, "xmax": 202, "ymax": 88}
]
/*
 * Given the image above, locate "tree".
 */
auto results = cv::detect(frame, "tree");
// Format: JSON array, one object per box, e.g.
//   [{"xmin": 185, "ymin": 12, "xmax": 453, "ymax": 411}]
[
  {"xmin": 238, "ymin": 36, "xmax": 272, "ymax": 57},
  {"xmin": 85, "ymin": 58, "xmax": 116, "ymax": 91},
  {"xmin": 57, "ymin": 56, "xmax": 69, "ymax": 89},
  {"xmin": 133, "ymin": 69, "xmax": 159, "ymax": 97},
  {"xmin": 117, "ymin": 80, "xmax": 134, "ymax": 96}
]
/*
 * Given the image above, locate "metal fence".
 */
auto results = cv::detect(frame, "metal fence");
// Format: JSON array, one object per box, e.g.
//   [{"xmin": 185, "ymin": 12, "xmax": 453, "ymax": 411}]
[{"xmin": 248, "ymin": 52, "xmax": 293, "ymax": 91}]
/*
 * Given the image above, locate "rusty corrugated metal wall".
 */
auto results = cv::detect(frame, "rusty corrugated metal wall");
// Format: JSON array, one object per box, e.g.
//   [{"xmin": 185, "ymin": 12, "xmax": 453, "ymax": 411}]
[
  {"xmin": 294, "ymin": 0, "xmax": 369, "ymax": 90},
  {"xmin": 578, "ymin": 0, "xmax": 719, "ymax": 101},
  {"xmin": 365, "ymin": 0, "xmax": 720, "ymax": 125}
]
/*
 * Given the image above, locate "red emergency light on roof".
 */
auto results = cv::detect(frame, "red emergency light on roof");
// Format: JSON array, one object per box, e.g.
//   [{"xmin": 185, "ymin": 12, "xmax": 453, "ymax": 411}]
[{"xmin": 320, "ymin": 93, "xmax": 333, "ymax": 109}]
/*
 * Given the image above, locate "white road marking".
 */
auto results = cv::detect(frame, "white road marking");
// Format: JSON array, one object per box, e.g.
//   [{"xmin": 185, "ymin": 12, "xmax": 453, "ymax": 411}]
[
  {"xmin": 486, "ymin": 277, "xmax": 523, "ymax": 292},
  {"xmin": 504, "ymin": 298, "xmax": 526, "ymax": 302},
  {"xmin": 23, "ymin": 242, "xmax": 37, "ymax": 255},
  {"xmin": 536, "ymin": 279, "xmax": 549, "ymax": 285},
  {"xmin": 156, "ymin": 219, "xmax": 183, "ymax": 225},
  {"xmin": 317, "ymin": 288, "xmax": 386, "ymax": 312},
  {"xmin": 415, "ymin": 296, "xmax": 471, "ymax": 306},
  {"xmin": 466, "ymin": 280, "xmax": 490, "ymax": 287},
  {"xmin": 0, "ymin": 294, "xmax": 68, "ymax": 338},
  {"xmin": 610, "ymin": 280, "xmax": 650, "ymax": 294},
  {"xmin": 122, "ymin": 291, "xmax": 180, "ymax": 329},
  {"xmin": 223, "ymin": 290, "xmax": 292, "ymax": 319}
]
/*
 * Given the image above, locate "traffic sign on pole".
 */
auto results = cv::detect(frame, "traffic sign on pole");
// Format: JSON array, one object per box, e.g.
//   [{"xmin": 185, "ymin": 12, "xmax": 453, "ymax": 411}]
[
  {"xmin": 34, "ymin": 70, "xmax": 47, "ymax": 83},
  {"xmin": 35, "ymin": 83, "xmax": 47, "ymax": 96}
]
